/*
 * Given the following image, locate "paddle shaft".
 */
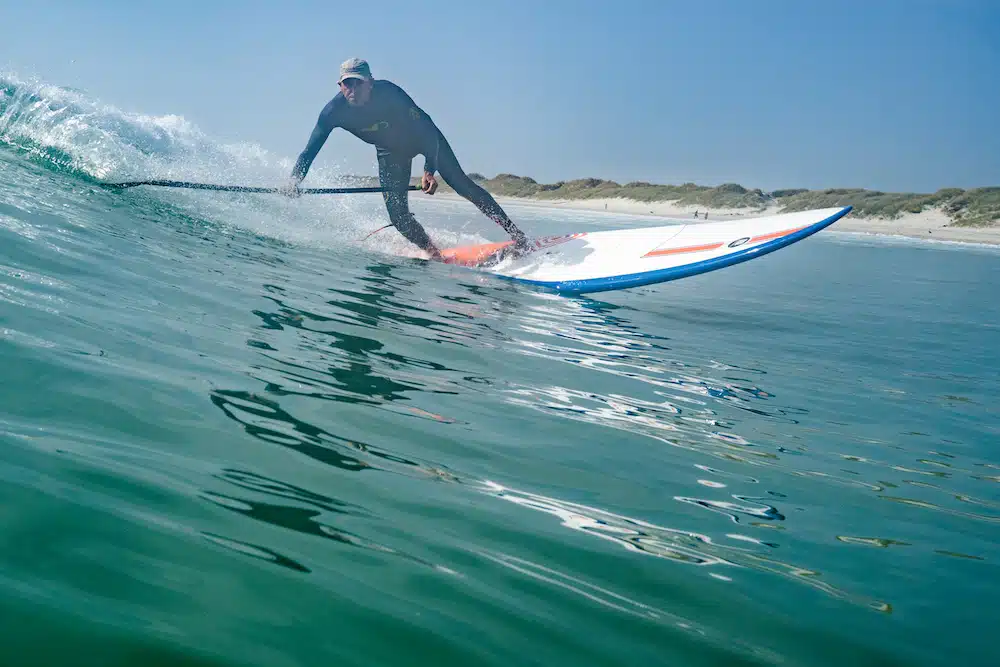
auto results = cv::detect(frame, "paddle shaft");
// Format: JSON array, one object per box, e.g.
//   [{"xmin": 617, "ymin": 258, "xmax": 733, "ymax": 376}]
[{"xmin": 102, "ymin": 179, "xmax": 420, "ymax": 194}]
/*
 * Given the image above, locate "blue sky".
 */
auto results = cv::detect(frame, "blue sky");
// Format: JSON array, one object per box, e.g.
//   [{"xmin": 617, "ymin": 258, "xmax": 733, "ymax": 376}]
[{"xmin": 3, "ymin": 0, "xmax": 998, "ymax": 192}]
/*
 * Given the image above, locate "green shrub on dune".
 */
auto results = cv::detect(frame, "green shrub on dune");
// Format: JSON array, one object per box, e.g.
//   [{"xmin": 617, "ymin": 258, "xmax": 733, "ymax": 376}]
[{"xmin": 426, "ymin": 173, "xmax": 999, "ymax": 226}]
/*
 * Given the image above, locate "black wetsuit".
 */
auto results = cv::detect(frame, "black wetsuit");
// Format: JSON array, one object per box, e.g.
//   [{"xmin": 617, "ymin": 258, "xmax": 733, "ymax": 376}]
[{"xmin": 290, "ymin": 79, "xmax": 525, "ymax": 253}]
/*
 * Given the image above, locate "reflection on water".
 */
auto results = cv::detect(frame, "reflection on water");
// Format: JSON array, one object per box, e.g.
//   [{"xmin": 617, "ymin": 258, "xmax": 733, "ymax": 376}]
[
  {"xmin": 674, "ymin": 495, "xmax": 786, "ymax": 523},
  {"xmin": 210, "ymin": 389, "xmax": 454, "ymax": 480},
  {"xmin": 476, "ymin": 480, "xmax": 890, "ymax": 612},
  {"xmin": 200, "ymin": 468, "xmax": 456, "ymax": 574},
  {"xmin": 199, "ymin": 257, "xmax": 998, "ymax": 622},
  {"xmin": 477, "ymin": 549, "xmax": 788, "ymax": 663},
  {"xmin": 480, "ymin": 551, "xmax": 667, "ymax": 620},
  {"xmin": 211, "ymin": 390, "xmax": 372, "ymax": 473},
  {"xmin": 202, "ymin": 532, "xmax": 311, "ymax": 573},
  {"xmin": 837, "ymin": 536, "xmax": 910, "ymax": 548},
  {"xmin": 477, "ymin": 480, "xmax": 727, "ymax": 567}
]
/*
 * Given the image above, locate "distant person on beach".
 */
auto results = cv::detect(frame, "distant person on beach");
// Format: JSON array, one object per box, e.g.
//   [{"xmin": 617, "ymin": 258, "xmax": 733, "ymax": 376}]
[{"xmin": 283, "ymin": 58, "xmax": 530, "ymax": 259}]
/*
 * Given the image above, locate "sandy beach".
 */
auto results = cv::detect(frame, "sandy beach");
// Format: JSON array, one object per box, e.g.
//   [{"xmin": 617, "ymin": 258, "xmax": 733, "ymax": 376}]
[{"xmin": 435, "ymin": 193, "xmax": 1000, "ymax": 246}]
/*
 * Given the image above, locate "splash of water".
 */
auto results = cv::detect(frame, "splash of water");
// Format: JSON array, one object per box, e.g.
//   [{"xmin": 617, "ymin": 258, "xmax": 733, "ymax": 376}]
[
  {"xmin": 0, "ymin": 72, "xmax": 290, "ymax": 183},
  {"xmin": 0, "ymin": 71, "xmax": 487, "ymax": 252}
]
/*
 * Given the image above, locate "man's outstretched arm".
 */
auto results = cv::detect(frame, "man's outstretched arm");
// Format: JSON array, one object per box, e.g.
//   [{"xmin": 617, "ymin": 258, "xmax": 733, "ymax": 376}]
[{"xmin": 289, "ymin": 109, "xmax": 336, "ymax": 186}]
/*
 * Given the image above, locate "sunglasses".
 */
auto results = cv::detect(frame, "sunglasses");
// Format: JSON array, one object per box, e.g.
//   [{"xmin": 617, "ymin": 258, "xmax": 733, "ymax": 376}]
[{"xmin": 340, "ymin": 78, "xmax": 366, "ymax": 89}]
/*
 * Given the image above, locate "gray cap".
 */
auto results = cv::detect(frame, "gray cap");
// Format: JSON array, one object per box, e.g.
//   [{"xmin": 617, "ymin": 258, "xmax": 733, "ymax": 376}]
[{"xmin": 338, "ymin": 58, "xmax": 372, "ymax": 84}]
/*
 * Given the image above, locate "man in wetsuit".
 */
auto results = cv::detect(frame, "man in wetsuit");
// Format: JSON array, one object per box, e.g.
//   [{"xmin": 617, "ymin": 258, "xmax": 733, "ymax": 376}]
[{"xmin": 284, "ymin": 58, "xmax": 530, "ymax": 260}]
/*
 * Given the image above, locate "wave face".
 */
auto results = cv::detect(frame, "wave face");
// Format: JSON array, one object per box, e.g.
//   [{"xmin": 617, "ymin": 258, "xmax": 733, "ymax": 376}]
[
  {"xmin": 1, "ymin": 71, "xmax": 998, "ymax": 667},
  {"xmin": 0, "ymin": 72, "xmax": 291, "ymax": 182}
]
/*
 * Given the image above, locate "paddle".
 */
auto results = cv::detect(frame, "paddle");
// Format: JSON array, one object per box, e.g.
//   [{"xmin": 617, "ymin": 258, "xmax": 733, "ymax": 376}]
[{"xmin": 101, "ymin": 179, "xmax": 420, "ymax": 195}]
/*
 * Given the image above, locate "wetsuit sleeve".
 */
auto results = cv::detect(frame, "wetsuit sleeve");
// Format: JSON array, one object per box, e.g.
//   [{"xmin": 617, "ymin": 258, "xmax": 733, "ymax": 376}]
[
  {"xmin": 421, "ymin": 128, "xmax": 442, "ymax": 176},
  {"xmin": 418, "ymin": 115, "xmax": 443, "ymax": 176},
  {"xmin": 290, "ymin": 104, "xmax": 339, "ymax": 183}
]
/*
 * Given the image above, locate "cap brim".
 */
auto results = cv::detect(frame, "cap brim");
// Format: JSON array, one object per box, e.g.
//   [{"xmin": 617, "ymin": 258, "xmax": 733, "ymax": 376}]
[{"xmin": 338, "ymin": 73, "xmax": 369, "ymax": 84}]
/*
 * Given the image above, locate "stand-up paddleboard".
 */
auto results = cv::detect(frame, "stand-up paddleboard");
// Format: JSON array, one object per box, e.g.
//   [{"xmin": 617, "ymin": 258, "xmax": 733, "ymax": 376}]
[{"xmin": 439, "ymin": 206, "xmax": 852, "ymax": 295}]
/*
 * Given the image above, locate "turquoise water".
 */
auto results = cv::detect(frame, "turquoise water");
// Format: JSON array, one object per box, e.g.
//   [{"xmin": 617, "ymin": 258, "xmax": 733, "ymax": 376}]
[{"xmin": 2, "ymin": 74, "xmax": 999, "ymax": 667}]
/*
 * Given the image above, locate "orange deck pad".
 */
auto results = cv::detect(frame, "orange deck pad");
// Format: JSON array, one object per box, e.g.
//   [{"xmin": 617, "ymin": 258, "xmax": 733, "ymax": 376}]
[{"xmin": 439, "ymin": 241, "xmax": 513, "ymax": 266}]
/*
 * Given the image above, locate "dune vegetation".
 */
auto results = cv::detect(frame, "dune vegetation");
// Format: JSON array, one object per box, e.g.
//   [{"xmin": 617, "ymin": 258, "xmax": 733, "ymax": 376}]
[{"xmin": 417, "ymin": 173, "xmax": 1000, "ymax": 227}]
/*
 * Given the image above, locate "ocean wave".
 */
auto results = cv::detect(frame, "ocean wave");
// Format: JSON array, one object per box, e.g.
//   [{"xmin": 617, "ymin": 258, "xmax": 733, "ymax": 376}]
[
  {"xmin": 0, "ymin": 71, "xmax": 287, "ymax": 184},
  {"xmin": 0, "ymin": 71, "xmax": 495, "ymax": 253}
]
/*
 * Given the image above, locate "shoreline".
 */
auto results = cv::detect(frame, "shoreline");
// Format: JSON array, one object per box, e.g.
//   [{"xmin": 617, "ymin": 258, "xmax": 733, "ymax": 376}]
[{"xmin": 430, "ymin": 193, "xmax": 1000, "ymax": 246}]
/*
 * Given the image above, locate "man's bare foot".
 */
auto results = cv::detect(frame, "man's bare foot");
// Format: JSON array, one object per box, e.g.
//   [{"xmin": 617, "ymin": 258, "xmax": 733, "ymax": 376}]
[{"xmin": 512, "ymin": 233, "xmax": 532, "ymax": 254}]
